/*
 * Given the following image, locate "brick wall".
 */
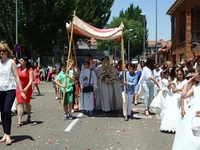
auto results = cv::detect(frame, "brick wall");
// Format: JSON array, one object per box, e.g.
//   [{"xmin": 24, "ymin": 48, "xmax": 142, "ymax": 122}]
[{"xmin": 170, "ymin": 0, "xmax": 200, "ymax": 65}]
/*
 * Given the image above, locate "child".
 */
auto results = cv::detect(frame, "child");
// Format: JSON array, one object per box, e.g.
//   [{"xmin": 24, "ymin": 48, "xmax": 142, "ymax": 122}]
[
  {"xmin": 52, "ymin": 68, "xmax": 61, "ymax": 100},
  {"xmin": 56, "ymin": 62, "xmax": 76, "ymax": 120},
  {"xmin": 119, "ymin": 63, "xmax": 138, "ymax": 121},
  {"xmin": 79, "ymin": 61, "xmax": 98, "ymax": 115},
  {"xmin": 40, "ymin": 66, "xmax": 47, "ymax": 82},
  {"xmin": 172, "ymin": 67, "xmax": 200, "ymax": 150},
  {"xmin": 150, "ymin": 71, "xmax": 168, "ymax": 109},
  {"xmin": 160, "ymin": 68, "xmax": 187, "ymax": 132}
]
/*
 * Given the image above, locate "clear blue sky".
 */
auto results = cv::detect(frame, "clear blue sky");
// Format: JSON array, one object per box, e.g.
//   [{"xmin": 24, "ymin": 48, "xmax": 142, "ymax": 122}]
[{"xmin": 110, "ymin": 0, "xmax": 175, "ymax": 41}]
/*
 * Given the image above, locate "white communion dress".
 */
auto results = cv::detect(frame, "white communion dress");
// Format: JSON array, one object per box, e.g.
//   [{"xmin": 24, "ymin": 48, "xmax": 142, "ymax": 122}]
[{"xmin": 172, "ymin": 83, "xmax": 200, "ymax": 150}]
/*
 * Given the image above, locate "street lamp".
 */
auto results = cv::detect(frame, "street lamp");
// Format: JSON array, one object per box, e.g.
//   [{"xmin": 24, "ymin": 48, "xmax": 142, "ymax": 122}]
[
  {"xmin": 140, "ymin": 12, "xmax": 146, "ymax": 60},
  {"xmin": 128, "ymin": 36, "xmax": 137, "ymax": 63},
  {"xmin": 16, "ymin": 0, "xmax": 18, "ymax": 58},
  {"xmin": 155, "ymin": 0, "xmax": 158, "ymax": 63},
  {"xmin": 124, "ymin": 28, "xmax": 133, "ymax": 34}
]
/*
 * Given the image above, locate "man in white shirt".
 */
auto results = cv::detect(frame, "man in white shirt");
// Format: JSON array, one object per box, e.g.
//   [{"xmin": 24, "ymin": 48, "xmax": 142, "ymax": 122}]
[{"xmin": 81, "ymin": 54, "xmax": 96, "ymax": 73}]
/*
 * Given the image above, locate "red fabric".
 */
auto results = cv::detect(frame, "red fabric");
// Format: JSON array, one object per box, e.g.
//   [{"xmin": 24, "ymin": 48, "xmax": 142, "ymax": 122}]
[
  {"xmin": 75, "ymin": 81, "xmax": 80, "ymax": 95},
  {"xmin": 34, "ymin": 67, "xmax": 41, "ymax": 84},
  {"xmin": 16, "ymin": 68, "xmax": 33, "ymax": 104},
  {"xmin": 66, "ymin": 16, "xmax": 123, "ymax": 41}
]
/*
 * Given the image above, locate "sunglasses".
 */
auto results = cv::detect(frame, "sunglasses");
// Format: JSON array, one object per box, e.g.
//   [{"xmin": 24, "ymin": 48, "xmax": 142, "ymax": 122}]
[{"xmin": 0, "ymin": 50, "xmax": 6, "ymax": 53}]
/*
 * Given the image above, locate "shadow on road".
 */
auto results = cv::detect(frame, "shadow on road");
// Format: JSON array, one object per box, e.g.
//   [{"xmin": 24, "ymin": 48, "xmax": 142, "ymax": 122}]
[{"xmin": 11, "ymin": 135, "xmax": 35, "ymax": 143}]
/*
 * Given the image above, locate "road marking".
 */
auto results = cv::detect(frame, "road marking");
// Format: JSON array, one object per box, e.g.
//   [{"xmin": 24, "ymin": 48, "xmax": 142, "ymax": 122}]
[{"xmin": 64, "ymin": 113, "xmax": 83, "ymax": 132}]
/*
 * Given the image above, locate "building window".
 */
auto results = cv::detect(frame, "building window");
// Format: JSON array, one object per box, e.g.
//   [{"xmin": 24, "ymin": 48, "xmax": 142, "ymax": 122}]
[
  {"xmin": 172, "ymin": 17, "xmax": 176, "ymax": 35},
  {"xmin": 180, "ymin": 53, "xmax": 184, "ymax": 62},
  {"xmin": 180, "ymin": 26, "xmax": 185, "ymax": 42},
  {"xmin": 197, "ymin": 10, "xmax": 200, "ymax": 23},
  {"xmin": 197, "ymin": 10, "xmax": 200, "ymax": 34}
]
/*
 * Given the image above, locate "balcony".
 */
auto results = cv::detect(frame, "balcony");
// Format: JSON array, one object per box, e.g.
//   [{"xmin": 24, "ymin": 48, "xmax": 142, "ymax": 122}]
[{"xmin": 191, "ymin": 23, "xmax": 200, "ymax": 42}]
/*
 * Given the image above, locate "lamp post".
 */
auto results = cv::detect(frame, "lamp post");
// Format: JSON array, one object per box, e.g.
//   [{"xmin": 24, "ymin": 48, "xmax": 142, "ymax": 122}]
[
  {"xmin": 128, "ymin": 36, "xmax": 137, "ymax": 63},
  {"xmin": 123, "ymin": 29, "xmax": 133, "ymax": 62},
  {"xmin": 16, "ymin": 0, "xmax": 18, "ymax": 58},
  {"xmin": 140, "ymin": 12, "xmax": 146, "ymax": 60},
  {"xmin": 124, "ymin": 28, "xmax": 133, "ymax": 34},
  {"xmin": 155, "ymin": 0, "xmax": 158, "ymax": 63}
]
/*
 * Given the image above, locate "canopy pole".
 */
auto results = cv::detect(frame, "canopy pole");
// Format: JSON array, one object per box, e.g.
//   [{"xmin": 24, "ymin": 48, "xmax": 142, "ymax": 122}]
[
  {"xmin": 121, "ymin": 30, "xmax": 127, "ymax": 120},
  {"xmin": 73, "ymin": 40, "xmax": 78, "ymax": 69},
  {"xmin": 67, "ymin": 27, "xmax": 77, "ymax": 68},
  {"xmin": 62, "ymin": 11, "xmax": 76, "ymax": 108},
  {"xmin": 114, "ymin": 40, "xmax": 116, "ymax": 66}
]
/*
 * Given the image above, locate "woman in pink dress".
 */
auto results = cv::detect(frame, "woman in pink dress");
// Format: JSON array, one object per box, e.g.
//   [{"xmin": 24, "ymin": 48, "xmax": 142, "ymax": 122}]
[{"xmin": 32, "ymin": 62, "xmax": 41, "ymax": 95}]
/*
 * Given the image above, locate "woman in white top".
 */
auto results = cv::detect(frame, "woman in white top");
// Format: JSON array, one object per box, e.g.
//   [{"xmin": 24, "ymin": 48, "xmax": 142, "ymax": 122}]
[
  {"xmin": 0, "ymin": 43, "xmax": 25, "ymax": 145},
  {"xmin": 138, "ymin": 58, "xmax": 159, "ymax": 116}
]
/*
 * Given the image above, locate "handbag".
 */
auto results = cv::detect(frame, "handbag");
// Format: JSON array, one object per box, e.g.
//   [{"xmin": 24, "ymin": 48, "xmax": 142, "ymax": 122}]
[{"xmin": 82, "ymin": 70, "xmax": 94, "ymax": 93}]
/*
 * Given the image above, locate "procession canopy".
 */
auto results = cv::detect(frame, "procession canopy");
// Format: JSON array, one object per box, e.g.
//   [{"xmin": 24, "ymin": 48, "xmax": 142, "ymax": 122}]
[{"xmin": 66, "ymin": 15, "xmax": 124, "ymax": 41}]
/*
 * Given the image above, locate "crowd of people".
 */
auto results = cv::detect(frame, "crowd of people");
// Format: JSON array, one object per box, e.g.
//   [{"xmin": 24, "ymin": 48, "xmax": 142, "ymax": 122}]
[{"xmin": 0, "ymin": 42, "xmax": 200, "ymax": 148}]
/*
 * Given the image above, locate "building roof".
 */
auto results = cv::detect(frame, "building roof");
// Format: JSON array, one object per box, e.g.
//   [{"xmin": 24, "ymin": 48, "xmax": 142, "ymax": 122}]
[
  {"xmin": 147, "ymin": 39, "xmax": 171, "ymax": 47},
  {"xmin": 158, "ymin": 42, "xmax": 171, "ymax": 53},
  {"xmin": 166, "ymin": 0, "xmax": 184, "ymax": 15}
]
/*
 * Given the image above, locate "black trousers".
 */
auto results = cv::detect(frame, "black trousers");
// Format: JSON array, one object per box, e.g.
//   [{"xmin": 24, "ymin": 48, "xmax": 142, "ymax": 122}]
[{"xmin": 0, "ymin": 90, "xmax": 16, "ymax": 135}]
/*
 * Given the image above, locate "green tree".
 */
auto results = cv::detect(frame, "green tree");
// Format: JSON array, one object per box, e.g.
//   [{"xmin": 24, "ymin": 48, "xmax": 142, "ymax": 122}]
[
  {"xmin": 0, "ymin": 0, "xmax": 114, "ymax": 57},
  {"xmin": 97, "ymin": 3, "xmax": 148, "ymax": 59}
]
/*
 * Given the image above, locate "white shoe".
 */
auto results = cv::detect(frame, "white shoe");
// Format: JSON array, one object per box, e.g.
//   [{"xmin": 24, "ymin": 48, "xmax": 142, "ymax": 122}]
[{"xmin": 63, "ymin": 114, "xmax": 68, "ymax": 120}]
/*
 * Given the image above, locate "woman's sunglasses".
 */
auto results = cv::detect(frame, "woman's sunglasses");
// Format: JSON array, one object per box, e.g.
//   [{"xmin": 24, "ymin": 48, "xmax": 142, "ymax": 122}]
[{"xmin": 0, "ymin": 50, "xmax": 6, "ymax": 53}]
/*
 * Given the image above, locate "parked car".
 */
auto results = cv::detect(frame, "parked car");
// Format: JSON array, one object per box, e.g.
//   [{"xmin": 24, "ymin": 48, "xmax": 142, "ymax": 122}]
[{"xmin": 131, "ymin": 59, "xmax": 138, "ymax": 64}]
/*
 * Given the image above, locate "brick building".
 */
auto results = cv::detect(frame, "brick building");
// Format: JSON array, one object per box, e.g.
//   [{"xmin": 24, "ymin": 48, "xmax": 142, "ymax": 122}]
[
  {"xmin": 167, "ymin": 0, "xmax": 200, "ymax": 65},
  {"xmin": 146, "ymin": 39, "xmax": 171, "ymax": 64}
]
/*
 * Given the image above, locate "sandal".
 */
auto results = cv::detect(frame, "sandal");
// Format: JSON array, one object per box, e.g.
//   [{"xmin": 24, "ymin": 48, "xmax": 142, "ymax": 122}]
[
  {"xmin": 144, "ymin": 110, "xmax": 149, "ymax": 116},
  {"xmin": 17, "ymin": 122, "xmax": 22, "ymax": 127}
]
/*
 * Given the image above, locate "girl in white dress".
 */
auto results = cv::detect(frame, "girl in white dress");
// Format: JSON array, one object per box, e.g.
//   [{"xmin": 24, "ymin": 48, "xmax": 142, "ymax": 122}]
[
  {"xmin": 151, "ymin": 71, "xmax": 169, "ymax": 109},
  {"xmin": 172, "ymin": 67, "xmax": 200, "ymax": 150},
  {"xmin": 160, "ymin": 67, "xmax": 187, "ymax": 132},
  {"xmin": 79, "ymin": 61, "xmax": 98, "ymax": 115}
]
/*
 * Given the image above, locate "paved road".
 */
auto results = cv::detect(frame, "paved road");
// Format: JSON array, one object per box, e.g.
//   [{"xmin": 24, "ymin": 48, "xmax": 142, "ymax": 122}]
[{"xmin": 0, "ymin": 82, "xmax": 174, "ymax": 150}]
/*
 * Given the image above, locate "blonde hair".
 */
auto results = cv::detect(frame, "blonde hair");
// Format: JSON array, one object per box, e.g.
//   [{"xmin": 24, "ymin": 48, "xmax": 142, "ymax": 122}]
[
  {"xmin": 0, "ymin": 43, "xmax": 14, "ymax": 58},
  {"xmin": 165, "ymin": 61, "xmax": 172, "ymax": 68}
]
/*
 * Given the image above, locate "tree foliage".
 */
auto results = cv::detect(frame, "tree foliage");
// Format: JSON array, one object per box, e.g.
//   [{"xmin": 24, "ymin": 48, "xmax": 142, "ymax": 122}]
[
  {"xmin": 97, "ymin": 3, "xmax": 148, "ymax": 59},
  {"xmin": 0, "ymin": 0, "xmax": 114, "ymax": 57}
]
